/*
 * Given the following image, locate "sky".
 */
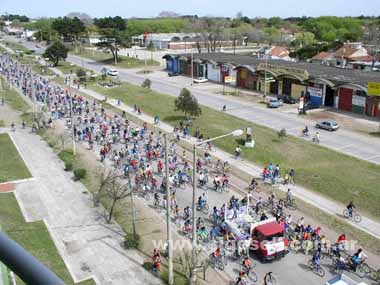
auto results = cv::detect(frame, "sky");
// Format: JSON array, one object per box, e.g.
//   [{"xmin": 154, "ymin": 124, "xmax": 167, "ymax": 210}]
[{"xmin": 1, "ymin": 0, "xmax": 379, "ymax": 19}]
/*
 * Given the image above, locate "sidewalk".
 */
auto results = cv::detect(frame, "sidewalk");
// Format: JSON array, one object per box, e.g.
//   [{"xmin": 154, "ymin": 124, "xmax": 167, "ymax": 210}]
[
  {"xmin": 9, "ymin": 129, "xmax": 162, "ymax": 285},
  {"xmin": 76, "ymin": 85, "xmax": 380, "ymax": 240}
]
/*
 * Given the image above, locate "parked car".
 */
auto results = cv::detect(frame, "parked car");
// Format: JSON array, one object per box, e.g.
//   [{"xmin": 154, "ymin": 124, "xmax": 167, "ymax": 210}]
[
  {"xmin": 315, "ymin": 120, "xmax": 339, "ymax": 131},
  {"xmin": 107, "ymin": 69, "xmax": 118, "ymax": 76},
  {"xmin": 193, "ymin": 77, "xmax": 208, "ymax": 83},
  {"xmin": 267, "ymin": 99, "xmax": 283, "ymax": 108},
  {"xmin": 281, "ymin": 95, "xmax": 297, "ymax": 104},
  {"xmin": 168, "ymin": 72, "xmax": 179, "ymax": 77}
]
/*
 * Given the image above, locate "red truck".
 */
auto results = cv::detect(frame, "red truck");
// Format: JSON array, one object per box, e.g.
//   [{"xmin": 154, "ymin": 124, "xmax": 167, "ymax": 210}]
[{"xmin": 250, "ymin": 218, "xmax": 289, "ymax": 262}]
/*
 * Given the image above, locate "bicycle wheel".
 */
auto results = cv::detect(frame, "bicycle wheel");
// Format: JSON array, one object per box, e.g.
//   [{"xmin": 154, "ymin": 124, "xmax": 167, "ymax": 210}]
[
  {"xmin": 248, "ymin": 270, "xmax": 258, "ymax": 282},
  {"xmin": 370, "ymin": 269, "xmax": 380, "ymax": 281},
  {"xmin": 357, "ymin": 263, "xmax": 370, "ymax": 278},
  {"xmin": 317, "ymin": 267, "xmax": 325, "ymax": 277},
  {"xmin": 217, "ymin": 260, "xmax": 224, "ymax": 271},
  {"xmin": 343, "ymin": 209, "xmax": 349, "ymax": 218},
  {"xmin": 353, "ymin": 213, "xmax": 362, "ymax": 223},
  {"xmin": 265, "ymin": 274, "xmax": 277, "ymax": 285}
]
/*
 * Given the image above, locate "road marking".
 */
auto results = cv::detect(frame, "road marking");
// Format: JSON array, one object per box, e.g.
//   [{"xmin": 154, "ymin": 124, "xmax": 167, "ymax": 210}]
[
  {"xmin": 338, "ymin": 144, "xmax": 354, "ymax": 150},
  {"xmin": 364, "ymin": 154, "xmax": 380, "ymax": 160}
]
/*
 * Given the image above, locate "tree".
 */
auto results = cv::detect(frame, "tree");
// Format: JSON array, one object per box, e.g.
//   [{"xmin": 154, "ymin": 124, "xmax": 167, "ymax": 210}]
[
  {"xmin": 76, "ymin": 68, "xmax": 87, "ymax": 82},
  {"xmin": 52, "ymin": 17, "xmax": 86, "ymax": 41},
  {"xmin": 294, "ymin": 32, "xmax": 316, "ymax": 48},
  {"xmin": 174, "ymin": 88, "xmax": 202, "ymax": 118},
  {"xmin": 43, "ymin": 41, "xmax": 68, "ymax": 66},
  {"xmin": 174, "ymin": 248, "xmax": 209, "ymax": 282},
  {"xmin": 104, "ymin": 174, "xmax": 131, "ymax": 223},
  {"xmin": 94, "ymin": 17, "xmax": 129, "ymax": 64}
]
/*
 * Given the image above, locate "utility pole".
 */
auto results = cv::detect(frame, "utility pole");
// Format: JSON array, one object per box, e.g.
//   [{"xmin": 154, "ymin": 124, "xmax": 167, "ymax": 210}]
[
  {"xmin": 191, "ymin": 52, "xmax": 194, "ymax": 86},
  {"xmin": 191, "ymin": 144, "xmax": 197, "ymax": 284},
  {"xmin": 68, "ymin": 77, "xmax": 76, "ymax": 155},
  {"xmin": 164, "ymin": 134, "xmax": 173, "ymax": 285},
  {"xmin": 264, "ymin": 55, "xmax": 268, "ymax": 99},
  {"xmin": 114, "ymin": 39, "xmax": 118, "ymax": 65},
  {"xmin": 128, "ymin": 172, "xmax": 137, "ymax": 240},
  {"xmin": 0, "ymin": 80, "xmax": 4, "ymax": 106}
]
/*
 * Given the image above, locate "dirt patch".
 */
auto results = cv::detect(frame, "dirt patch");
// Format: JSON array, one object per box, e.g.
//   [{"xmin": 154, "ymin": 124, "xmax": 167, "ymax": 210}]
[
  {"xmin": 0, "ymin": 182, "xmax": 15, "ymax": 193},
  {"xmin": 308, "ymin": 109, "xmax": 380, "ymax": 135}
]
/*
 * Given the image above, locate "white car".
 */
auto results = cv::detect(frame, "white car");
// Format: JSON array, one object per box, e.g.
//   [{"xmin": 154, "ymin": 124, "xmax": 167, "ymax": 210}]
[
  {"xmin": 107, "ymin": 69, "xmax": 119, "ymax": 76},
  {"xmin": 193, "ymin": 77, "xmax": 208, "ymax": 83}
]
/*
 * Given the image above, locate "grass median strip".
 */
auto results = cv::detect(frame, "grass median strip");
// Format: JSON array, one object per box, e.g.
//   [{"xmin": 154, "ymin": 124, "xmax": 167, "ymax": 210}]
[
  {"xmin": 70, "ymin": 48, "xmax": 159, "ymax": 69},
  {"xmin": 88, "ymin": 81, "xmax": 380, "ymax": 218},
  {"xmin": 0, "ymin": 192, "xmax": 95, "ymax": 285},
  {"xmin": 0, "ymin": 133, "xmax": 31, "ymax": 183},
  {"xmin": 0, "ymin": 77, "xmax": 30, "ymax": 113}
]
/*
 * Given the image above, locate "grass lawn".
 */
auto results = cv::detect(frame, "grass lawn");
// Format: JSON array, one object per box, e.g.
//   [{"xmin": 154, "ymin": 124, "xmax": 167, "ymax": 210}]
[
  {"xmin": 0, "ymin": 193, "xmax": 95, "ymax": 285},
  {"xmin": 89, "ymin": 81, "xmax": 380, "ymax": 218},
  {"xmin": 0, "ymin": 78, "xmax": 30, "ymax": 113},
  {"xmin": 0, "ymin": 133, "xmax": 31, "ymax": 183},
  {"xmin": 3, "ymin": 41, "xmax": 33, "ymax": 55},
  {"xmin": 71, "ymin": 48, "xmax": 159, "ymax": 69}
]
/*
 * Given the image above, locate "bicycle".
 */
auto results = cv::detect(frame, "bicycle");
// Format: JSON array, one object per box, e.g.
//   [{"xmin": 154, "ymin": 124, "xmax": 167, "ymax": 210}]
[
  {"xmin": 264, "ymin": 271, "xmax": 278, "ymax": 285},
  {"xmin": 284, "ymin": 198, "xmax": 297, "ymax": 210},
  {"xmin": 308, "ymin": 259, "xmax": 325, "ymax": 277},
  {"xmin": 343, "ymin": 209, "xmax": 362, "ymax": 223},
  {"xmin": 209, "ymin": 254, "xmax": 224, "ymax": 271},
  {"xmin": 242, "ymin": 265, "xmax": 258, "ymax": 283},
  {"xmin": 197, "ymin": 203, "xmax": 209, "ymax": 215}
]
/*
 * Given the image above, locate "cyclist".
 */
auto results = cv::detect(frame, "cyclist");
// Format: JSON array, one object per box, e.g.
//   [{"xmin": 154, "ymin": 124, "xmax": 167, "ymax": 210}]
[
  {"xmin": 312, "ymin": 250, "xmax": 321, "ymax": 269},
  {"xmin": 198, "ymin": 225, "xmax": 208, "ymax": 241},
  {"xmin": 302, "ymin": 125, "xmax": 309, "ymax": 137},
  {"xmin": 210, "ymin": 226, "xmax": 218, "ymax": 240},
  {"xmin": 183, "ymin": 206, "xmax": 190, "ymax": 220},
  {"xmin": 351, "ymin": 248, "xmax": 367, "ymax": 271},
  {"xmin": 235, "ymin": 146, "xmax": 241, "ymax": 159},
  {"xmin": 337, "ymin": 233, "xmax": 347, "ymax": 250},
  {"xmin": 346, "ymin": 201, "xmax": 355, "ymax": 218},
  {"xmin": 286, "ymin": 188, "xmax": 293, "ymax": 205},
  {"xmin": 222, "ymin": 105, "xmax": 226, "ymax": 111},
  {"xmin": 242, "ymin": 256, "xmax": 251, "ymax": 272},
  {"xmin": 248, "ymin": 178, "xmax": 258, "ymax": 190},
  {"xmin": 154, "ymin": 192, "xmax": 160, "ymax": 207}
]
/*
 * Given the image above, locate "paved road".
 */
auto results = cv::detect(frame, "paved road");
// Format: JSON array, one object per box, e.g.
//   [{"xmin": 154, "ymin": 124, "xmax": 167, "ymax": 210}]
[
  {"xmin": 9, "ymin": 130, "xmax": 161, "ymax": 285},
  {"xmin": 70, "ymin": 54, "xmax": 380, "ymax": 165},
  {"xmin": 9, "ymin": 35, "xmax": 380, "ymax": 165},
  {"xmin": 66, "ymin": 87, "xmax": 377, "ymax": 284}
]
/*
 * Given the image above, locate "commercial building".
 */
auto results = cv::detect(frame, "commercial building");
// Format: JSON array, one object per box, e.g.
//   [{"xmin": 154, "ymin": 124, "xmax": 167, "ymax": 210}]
[{"xmin": 163, "ymin": 52, "xmax": 380, "ymax": 118}]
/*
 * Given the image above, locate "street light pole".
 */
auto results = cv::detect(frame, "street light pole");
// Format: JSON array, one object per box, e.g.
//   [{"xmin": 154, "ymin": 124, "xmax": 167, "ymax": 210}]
[
  {"xmin": 191, "ymin": 52, "xmax": 194, "ymax": 86},
  {"xmin": 164, "ymin": 134, "xmax": 173, "ymax": 285},
  {"xmin": 191, "ymin": 143, "xmax": 197, "ymax": 284},
  {"xmin": 68, "ymin": 77, "xmax": 76, "ymax": 155},
  {"xmin": 264, "ymin": 55, "xmax": 268, "ymax": 99}
]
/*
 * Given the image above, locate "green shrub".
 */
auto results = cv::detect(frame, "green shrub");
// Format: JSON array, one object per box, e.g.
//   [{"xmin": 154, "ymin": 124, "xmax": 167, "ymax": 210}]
[
  {"xmin": 73, "ymin": 168, "xmax": 87, "ymax": 180},
  {"xmin": 76, "ymin": 68, "xmax": 87, "ymax": 82},
  {"xmin": 278, "ymin": 128, "xmax": 287, "ymax": 140},
  {"xmin": 123, "ymin": 233, "xmax": 140, "ymax": 249},
  {"xmin": 64, "ymin": 161, "xmax": 73, "ymax": 171},
  {"xmin": 141, "ymin": 78, "xmax": 151, "ymax": 89}
]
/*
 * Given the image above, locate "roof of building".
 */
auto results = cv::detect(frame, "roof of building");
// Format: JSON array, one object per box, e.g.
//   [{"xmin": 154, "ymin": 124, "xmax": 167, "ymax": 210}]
[
  {"xmin": 312, "ymin": 51, "xmax": 334, "ymax": 61},
  {"xmin": 268, "ymin": 46, "xmax": 289, "ymax": 57},
  {"xmin": 347, "ymin": 55, "xmax": 375, "ymax": 62},
  {"xmin": 334, "ymin": 46, "xmax": 359, "ymax": 58},
  {"xmin": 164, "ymin": 52, "xmax": 380, "ymax": 88}
]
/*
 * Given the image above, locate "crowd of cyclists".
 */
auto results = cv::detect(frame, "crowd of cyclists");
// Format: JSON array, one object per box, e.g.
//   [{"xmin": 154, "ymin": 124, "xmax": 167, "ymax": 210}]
[{"xmin": 1, "ymin": 52, "xmax": 378, "ymax": 285}]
